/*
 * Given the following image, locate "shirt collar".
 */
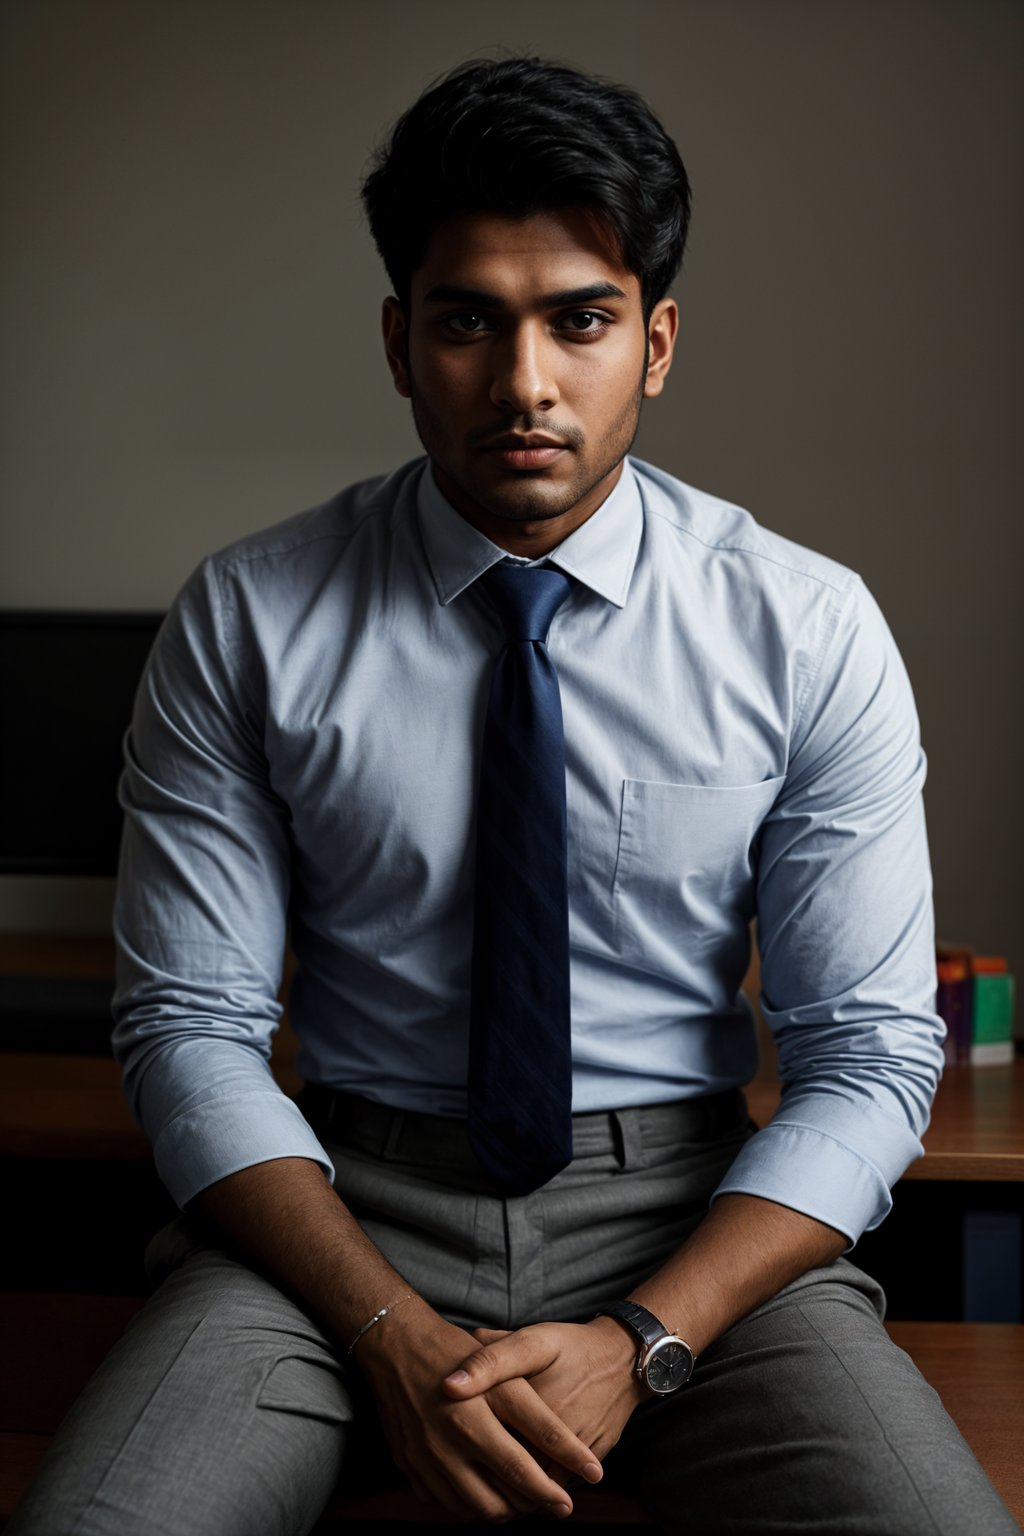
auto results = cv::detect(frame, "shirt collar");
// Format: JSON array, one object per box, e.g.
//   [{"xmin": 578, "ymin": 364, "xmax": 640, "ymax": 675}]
[{"xmin": 416, "ymin": 457, "xmax": 643, "ymax": 610}]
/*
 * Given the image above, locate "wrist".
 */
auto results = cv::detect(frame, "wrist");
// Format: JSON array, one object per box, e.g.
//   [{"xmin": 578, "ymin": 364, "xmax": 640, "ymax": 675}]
[
  {"xmin": 346, "ymin": 1291, "xmax": 429, "ymax": 1367},
  {"xmin": 587, "ymin": 1315, "xmax": 649, "ymax": 1407},
  {"xmin": 594, "ymin": 1301, "xmax": 696, "ymax": 1398}
]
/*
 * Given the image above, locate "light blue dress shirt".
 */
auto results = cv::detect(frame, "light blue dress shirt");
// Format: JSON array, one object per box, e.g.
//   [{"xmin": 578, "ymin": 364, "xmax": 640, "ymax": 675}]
[{"xmin": 112, "ymin": 455, "xmax": 944, "ymax": 1242}]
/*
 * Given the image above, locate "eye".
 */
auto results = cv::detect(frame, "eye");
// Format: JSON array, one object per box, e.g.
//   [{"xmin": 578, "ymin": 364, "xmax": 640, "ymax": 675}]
[
  {"xmin": 558, "ymin": 310, "xmax": 610, "ymax": 339},
  {"xmin": 444, "ymin": 312, "xmax": 494, "ymax": 336}
]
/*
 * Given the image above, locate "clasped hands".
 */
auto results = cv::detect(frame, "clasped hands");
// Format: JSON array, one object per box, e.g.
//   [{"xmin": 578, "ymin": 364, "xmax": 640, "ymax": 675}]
[{"xmin": 359, "ymin": 1308, "xmax": 644, "ymax": 1524}]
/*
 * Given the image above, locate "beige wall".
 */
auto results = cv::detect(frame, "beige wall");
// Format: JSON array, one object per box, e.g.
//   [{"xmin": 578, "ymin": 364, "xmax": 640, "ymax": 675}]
[{"xmin": 1, "ymin": 0, "xmax": 1022, "ymax": 995}]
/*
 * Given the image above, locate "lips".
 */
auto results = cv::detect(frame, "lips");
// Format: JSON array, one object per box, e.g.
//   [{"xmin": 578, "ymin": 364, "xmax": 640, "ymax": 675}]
[
  {"xmin": 482, "ymin": 435, "xmax": 569, "ymax": 471},
  {"xmin": 492, "ymin": 446, "xmax": 566, "ymax": 470}
]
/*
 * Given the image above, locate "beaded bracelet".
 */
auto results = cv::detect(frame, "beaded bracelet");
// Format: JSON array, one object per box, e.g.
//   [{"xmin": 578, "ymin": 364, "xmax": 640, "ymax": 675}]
[{"xmin": 345, "ymin": 1291, "xmax": 418, "ymax": 1359}]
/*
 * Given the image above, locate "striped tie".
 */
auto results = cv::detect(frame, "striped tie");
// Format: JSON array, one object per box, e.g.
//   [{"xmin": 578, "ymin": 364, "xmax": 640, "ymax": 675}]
[{"xmin": 468, "ymin": 563, "xmax": 574, "ymax": 1196}]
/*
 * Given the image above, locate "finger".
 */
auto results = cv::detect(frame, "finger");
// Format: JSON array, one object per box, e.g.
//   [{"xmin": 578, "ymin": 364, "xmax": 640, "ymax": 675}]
[
  {"xmin": 404, "ymin": 1456, "xmax": 467, "ymax": 1518},
  {"xmin": 393, "ymin": 1427, "xmax": 481, "ymax": 1519},
  {"xmin": 494, "ymin": 1380, "xmax": 603, "ymax": 1485},
  {"xmin": 445, "ymin": 1457, "xmax": 533, "ymax": 1523},
  {"xmin": 445, "ymin": 1398, "xmax": 577, "ymax": 1518},
  {"xmin": 473, "ymin": 1326, "xmax": 512, "ymax": 1343},
  {"xmin": 404, "ymin": 1393, "xmax": 559, "ymax": 1521},
  {"xmin": 475, "ymin": 1455, "xmax": 573, "ymax": 1522},
  {"xmin": 406, "ymin": 1431, "xmax": 524, "ymax": 1522},
  {"xmin": 407, "ymin": 1472, "xmax": 451, "ymax": 1513},
  {"xmin": 444, "ymin": 1328, "xmax": 558, "ymax": 1397},
  {"xmin": 407, "ymin": 1475, "xmax": 430, "ymax": 1504}
]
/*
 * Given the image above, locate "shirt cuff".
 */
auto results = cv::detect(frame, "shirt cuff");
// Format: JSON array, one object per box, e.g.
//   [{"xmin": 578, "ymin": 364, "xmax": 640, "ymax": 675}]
[
  {"xmin": 711, "ymin": 1090, "xmax": 926, "ymax": 1245},
  {"xmin": 151, "ymin": 1089, "xmax": 335, "ymax": 1209}
]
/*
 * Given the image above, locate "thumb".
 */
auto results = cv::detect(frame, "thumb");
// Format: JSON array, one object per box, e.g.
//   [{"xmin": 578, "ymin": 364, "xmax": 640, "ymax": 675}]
[{"xmin": 443, "ymin": 1326, "xmax": 558, "ymax": 1397}]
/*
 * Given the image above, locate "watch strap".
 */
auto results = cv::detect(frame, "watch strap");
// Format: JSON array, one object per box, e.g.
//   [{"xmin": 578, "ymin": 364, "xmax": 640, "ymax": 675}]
[{"xmin": 595, "ymin": 1299, "xmax": 671, "ymax": 1352}]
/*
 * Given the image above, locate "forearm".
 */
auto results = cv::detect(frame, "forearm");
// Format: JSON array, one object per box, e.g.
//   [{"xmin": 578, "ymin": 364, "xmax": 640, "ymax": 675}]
[
  {"xmin": 193, "ymin": 1155, "xmax": 599, "ymax": 1519},
  {"xmin": 444, "ymin": 1189, "xmax": 847, "ymax": 1462},
  {"xmin": 192, "ymin": 1154, "xmax": 419, "ymax": 1348},
  {"xmin": 627, "ymin": 1191, "xmax": 847, "ymax": 1357}
]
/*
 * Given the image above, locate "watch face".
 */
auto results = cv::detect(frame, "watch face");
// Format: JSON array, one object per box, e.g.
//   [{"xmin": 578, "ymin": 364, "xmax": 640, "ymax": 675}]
[{"xmin": 644, "ymin": 1338, "xmax": 694, "ymax": 1394}]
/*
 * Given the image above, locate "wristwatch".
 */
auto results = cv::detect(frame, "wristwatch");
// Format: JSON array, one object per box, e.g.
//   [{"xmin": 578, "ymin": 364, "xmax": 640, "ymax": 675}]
[{"xmin": 595, "ymin": 1300, "xmax": 695, "ymax": 1396}]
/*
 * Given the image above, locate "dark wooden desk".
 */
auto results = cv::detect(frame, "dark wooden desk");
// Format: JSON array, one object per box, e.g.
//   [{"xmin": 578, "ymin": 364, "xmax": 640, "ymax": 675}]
[
  {"xmin": 3, "ymin": 1044, "xmax": 1022, "ymax": 1182},
  {"xmin": 1, "ymin": 932, "xmax": 1021, "ymax": 1180},
  {"xmin": 746, "ymin": 1059, "xmax": 1024, "ymax": 1183}
]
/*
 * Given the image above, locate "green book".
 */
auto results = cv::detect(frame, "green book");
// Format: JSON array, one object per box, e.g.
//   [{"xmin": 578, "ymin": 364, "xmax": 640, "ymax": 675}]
[{"xmin": 970, "ymin": 972, "xmax": 1015, "ymax": 1065}]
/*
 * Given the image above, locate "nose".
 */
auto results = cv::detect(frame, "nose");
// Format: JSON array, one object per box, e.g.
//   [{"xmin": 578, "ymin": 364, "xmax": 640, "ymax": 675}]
[{"xmin": 489, "ymin": 324, "xmax": 559, "ymax": 414}]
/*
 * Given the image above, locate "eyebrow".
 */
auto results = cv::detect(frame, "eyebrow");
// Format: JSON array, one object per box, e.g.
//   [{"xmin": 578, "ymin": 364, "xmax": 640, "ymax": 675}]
[{"xmin": 422, "ymin": 281, "xmax": 628, "ymax": 309}]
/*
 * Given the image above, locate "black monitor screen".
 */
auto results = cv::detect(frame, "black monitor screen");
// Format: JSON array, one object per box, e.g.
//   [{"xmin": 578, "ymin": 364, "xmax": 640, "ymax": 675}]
[{"xmin": 0, "ymin": 611, "xmax": 165, "ymax": 876}]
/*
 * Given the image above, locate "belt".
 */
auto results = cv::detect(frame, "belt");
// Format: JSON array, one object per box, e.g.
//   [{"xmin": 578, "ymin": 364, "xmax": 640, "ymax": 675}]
[{"xmin": 296, "ymin": 1083, "xmax": 751, "ymax": 1183}]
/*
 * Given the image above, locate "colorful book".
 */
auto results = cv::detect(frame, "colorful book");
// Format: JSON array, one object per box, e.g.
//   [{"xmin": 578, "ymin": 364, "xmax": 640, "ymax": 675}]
[
  {"xmin": 970, "ymin": 957, "xmax": 1015, "ymax": 1067},
  {"xmin": 935, "ymin": 944, "xmax": 1016, "ymax": 1067}
]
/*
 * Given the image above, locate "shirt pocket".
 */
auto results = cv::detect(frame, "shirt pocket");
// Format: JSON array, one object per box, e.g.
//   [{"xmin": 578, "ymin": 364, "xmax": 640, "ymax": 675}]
[{"xmin": 612, "ymin": 777, "xmax": 785, "ymax": 964}]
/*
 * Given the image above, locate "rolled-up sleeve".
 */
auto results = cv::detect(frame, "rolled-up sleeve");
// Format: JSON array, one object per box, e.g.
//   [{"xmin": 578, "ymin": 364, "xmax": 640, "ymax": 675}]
[
  {"xmin": 714, "ymin": 575, "xmax": 945, "ymax": 1244},
  {"xmin": 111, "ymin": 557, "xmax": 333, "ymax": 1208}
]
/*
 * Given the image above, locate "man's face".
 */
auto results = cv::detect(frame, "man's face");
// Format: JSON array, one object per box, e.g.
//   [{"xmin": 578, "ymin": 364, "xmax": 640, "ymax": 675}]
[{"xmin": 382, "ymin": 208, "xmax": 677, "ymax": 555}]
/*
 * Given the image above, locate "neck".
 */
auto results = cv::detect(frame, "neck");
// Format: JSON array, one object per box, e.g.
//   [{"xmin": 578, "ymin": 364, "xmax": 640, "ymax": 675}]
[{"xmin": 433, "ymin": 461, "xmax": 624, "ymax": 557}]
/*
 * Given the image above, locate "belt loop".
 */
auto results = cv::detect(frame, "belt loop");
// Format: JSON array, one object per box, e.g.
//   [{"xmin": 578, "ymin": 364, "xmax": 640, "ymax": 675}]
[
  {"xmin": 382, "ymin": 1107, "xmax": 407, "ymax": 1161},
  {"xmin": 324, "ymin": 1091, "xmax": 338, "ymax": 1137},
  {"xmin": 611, "ymin": 1108, "xmax": 646, "ymax": 1171}
]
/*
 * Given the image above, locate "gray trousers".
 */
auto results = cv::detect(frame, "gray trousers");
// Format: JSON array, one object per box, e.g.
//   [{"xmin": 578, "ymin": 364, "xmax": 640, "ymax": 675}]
[{"xmin": 10, "ymin": 1089, "xmax": 1020, "ymax": 1535}]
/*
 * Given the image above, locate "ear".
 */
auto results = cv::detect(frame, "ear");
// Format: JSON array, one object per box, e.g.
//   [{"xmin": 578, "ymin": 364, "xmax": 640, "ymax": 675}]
[
  {"xmin": 382, "ymin": 296, "xmax": 412, "ymax": 398},
  {"xmin": 643, "ymin": 297, "xmax": 679, "ymax": 399}
]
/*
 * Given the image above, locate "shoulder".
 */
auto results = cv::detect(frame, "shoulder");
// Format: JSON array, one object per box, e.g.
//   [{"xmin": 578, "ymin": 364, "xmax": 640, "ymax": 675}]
[
  {"xmin": 204, "ymin": 456, "xmax": 427, "ymax": 580},
  {"xmin": 162, "ymin": 457, "xmax": 426, "ymax": 661},
  {"xmin": 172, "ymin": 457, "xmax": 425, "ymax": 629},
  {"xmin": 626, "ymin": 459, "xmax": 903, "ymax": 740},
  {"xmin": 629, "ymin": 456, "xmax": 859, "ymax": 600}
]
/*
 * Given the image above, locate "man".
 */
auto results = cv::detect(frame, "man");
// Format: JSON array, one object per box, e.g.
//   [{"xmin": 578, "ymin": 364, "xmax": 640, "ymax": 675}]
[{"xmin": 11, "ymin": 56, "xmax": 1017, "ymax": 1536}]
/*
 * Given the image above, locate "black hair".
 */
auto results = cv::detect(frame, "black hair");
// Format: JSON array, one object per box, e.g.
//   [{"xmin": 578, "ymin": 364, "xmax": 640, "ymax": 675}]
[{"xmin": 361, "ymin": 56, "xmax": 691, "ymax": 320}]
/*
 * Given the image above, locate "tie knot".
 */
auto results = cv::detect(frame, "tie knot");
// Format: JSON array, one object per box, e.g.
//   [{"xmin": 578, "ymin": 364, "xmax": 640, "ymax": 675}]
[{"xmin": 482, "ymin": 563, "xmax": 573, "ymax": 645}]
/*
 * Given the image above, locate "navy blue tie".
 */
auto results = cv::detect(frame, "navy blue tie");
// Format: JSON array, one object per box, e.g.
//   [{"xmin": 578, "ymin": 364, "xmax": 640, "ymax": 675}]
[{"xmin": 468, "ymin": 563, "xmax": 575, "ymax": 1196}]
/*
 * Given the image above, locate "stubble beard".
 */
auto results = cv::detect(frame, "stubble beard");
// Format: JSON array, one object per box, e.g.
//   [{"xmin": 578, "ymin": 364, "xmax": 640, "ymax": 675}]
[{"xmin": 409, "ymin": 368, "xmax": 647, "ymax": 527}]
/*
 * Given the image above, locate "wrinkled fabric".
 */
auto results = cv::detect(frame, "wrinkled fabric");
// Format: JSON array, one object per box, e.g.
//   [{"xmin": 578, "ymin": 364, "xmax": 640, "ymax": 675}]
[{"xmin": 112, "ymin": 456, "xmax": 944, "ymax": 1239}]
